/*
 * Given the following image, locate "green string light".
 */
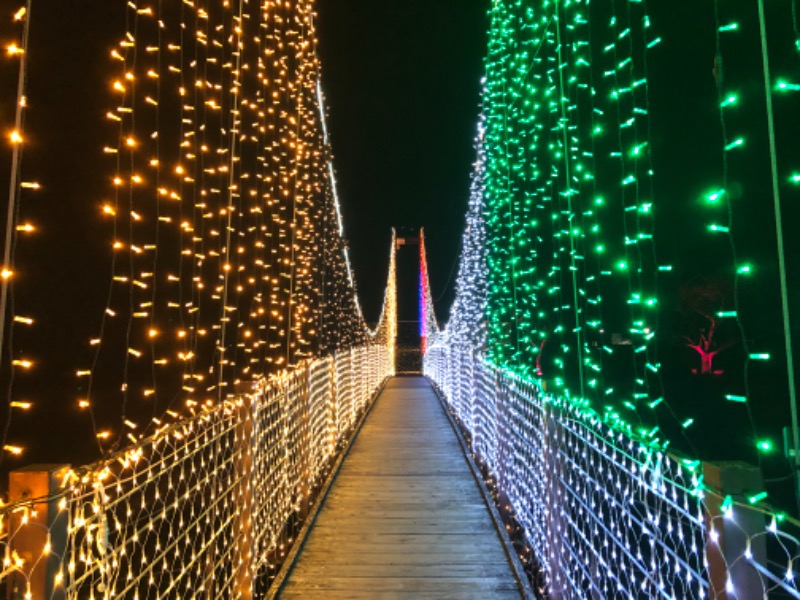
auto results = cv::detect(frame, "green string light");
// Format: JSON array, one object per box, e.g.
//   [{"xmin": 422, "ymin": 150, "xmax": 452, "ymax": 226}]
[
  {"xmin": 757, "ymin": 439, "xmax": 774, "ymax": 452},
  {"xmin": 480, "ymin": 0, "xmax": 698, "ymax": 452},
  {"xmin": 476, "ymin": 0, "xmax": 799, "ymax": 536},
  {"xmin": 775, "ymin": 79, "xmax": 800, "ymax": 92}
]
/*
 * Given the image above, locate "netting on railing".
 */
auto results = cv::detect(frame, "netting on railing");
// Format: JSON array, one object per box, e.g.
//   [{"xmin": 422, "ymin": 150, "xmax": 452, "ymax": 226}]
[
  {"xmin": 425, "ymin": 346, "xmax": 800, "ymax": 599},
  {"xmin": 0, "ymin": 345, "xmax": 391, "ymax": 599}
]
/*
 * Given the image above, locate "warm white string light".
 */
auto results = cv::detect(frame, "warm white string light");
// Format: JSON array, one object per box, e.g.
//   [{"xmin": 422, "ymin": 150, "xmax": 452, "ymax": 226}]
[
  {"xmin": 0, "ymin": 1, "xmax": 36, "ymax": 462},
  {"xmin": 0, "ymin": 0, "xmax": 399, "ymax": 595}
]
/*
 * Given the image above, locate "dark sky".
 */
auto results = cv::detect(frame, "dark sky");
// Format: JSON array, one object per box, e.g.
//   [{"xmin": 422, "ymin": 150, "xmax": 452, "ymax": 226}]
[{"xmin": 315, "ymin": 1, "xmax": 488, "ymax": 323}]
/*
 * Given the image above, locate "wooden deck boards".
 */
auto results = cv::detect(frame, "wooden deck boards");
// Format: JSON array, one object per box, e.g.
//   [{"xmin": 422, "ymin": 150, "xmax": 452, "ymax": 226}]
[{"xmin": 277, "ymin": 376, "xmax": 522, "ymax": 599}]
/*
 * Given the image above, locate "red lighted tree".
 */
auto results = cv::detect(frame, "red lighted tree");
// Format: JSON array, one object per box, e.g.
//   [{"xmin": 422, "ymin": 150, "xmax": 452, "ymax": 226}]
[{"xmin": 679, "ymin": 277, "xmax": 737, "ymax": 375}]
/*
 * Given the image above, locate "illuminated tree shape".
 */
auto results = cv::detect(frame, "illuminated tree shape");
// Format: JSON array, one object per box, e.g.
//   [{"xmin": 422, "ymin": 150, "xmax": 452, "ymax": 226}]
[
  {"xmin": 684, "ymin": 316, "xmax": 734, "ymax": 375},
  {"xmin": 679, "ymin": 278, "xmax": 737, "ymax": 375}
]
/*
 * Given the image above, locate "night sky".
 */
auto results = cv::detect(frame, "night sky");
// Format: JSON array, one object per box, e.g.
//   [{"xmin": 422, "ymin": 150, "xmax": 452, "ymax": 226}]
[
  {"xmin": 315, "ymin": 0, "xmax": 487, "ymax": 323},
  {"xmin": 0, "ymin": 0, "xmax": 798, "ymax": 504}
]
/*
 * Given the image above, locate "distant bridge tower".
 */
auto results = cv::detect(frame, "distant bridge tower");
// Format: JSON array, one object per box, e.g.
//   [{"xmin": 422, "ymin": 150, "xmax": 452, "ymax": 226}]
[{"xmin": 394, "ymin": 230, "xmax": 422, "ymax": 373}]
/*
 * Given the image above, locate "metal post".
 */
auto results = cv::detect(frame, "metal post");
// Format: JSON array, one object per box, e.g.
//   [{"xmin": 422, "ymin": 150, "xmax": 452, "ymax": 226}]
[{"xmin": 7, "ymin": 464, "xmax": 69, "ymax": 600}]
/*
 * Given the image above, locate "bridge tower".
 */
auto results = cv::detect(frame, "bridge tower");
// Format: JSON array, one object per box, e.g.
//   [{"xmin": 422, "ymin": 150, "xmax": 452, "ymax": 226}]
[{"xmin": 394, "ymin": 229, "xmax": 423, "ymax": 373}]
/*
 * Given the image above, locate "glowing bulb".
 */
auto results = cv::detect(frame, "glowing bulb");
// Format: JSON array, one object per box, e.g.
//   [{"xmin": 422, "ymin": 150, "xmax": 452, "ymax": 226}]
[
  {"xmin": 775, "ymin": 79, "xmax": 800, "ymax": 92},
  {"xmin": 9, "ymin": 130, "xmax": 23, "ymax": 144},
  {"xmin": 724, "ymin": 138, "xmax": 744, "ymax": 151},
  {"xmin": 756, "ymin": 439, "xmax": 773, "ymax": 452}
]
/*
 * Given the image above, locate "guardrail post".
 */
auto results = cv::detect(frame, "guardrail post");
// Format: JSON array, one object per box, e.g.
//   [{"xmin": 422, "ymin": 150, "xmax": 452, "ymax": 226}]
[
  {"xmin": 233, "ymin": 394, "xmax": 255, "ymax": 600},
  {"xmin": 329, "ymin": 354, "xmax": 337, "ymax": 456},
  {"xmin": 703, "ymin": 461, "xmax": 766, "ymax": 599},
  {"xmin": 299, "ymin": 363, "xmax": 312, "ymax": 521},
  {"xmin": 543, "ymin": 408, "xmax": 566, "ymax": 600},
  {"xmin": 7, "ymin": 464, "xmax": 69, "ymax": 600}
]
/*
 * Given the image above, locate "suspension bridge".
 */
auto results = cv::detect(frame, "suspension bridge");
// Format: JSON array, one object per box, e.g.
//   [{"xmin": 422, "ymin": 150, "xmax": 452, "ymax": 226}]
[{"xmin": 1, "ymin": 0, "xmax": 800, "ymax": 598}]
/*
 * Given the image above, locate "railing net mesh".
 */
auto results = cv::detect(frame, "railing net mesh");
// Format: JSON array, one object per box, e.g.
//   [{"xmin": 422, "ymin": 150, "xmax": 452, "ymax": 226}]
[
  {"xmin": 425, "ymin": 345, "xmax": 800, "ymax": 599},
  {"xmin": 1, "ymin": 344, "xmax": 391, "ymax": 599}
]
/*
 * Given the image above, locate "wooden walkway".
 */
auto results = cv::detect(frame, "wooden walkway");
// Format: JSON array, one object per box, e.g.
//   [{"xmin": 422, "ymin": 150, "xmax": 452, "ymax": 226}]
[{"xmin": 277, "ymin": 376, "xmax": 523, "ymax": 599}]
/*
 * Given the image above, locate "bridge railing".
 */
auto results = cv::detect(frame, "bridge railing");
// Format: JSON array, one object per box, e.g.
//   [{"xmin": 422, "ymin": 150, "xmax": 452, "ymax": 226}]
[
  {"xmin": 425, "ymin": 344, "xmax": 800, "ymax": 599},
  {"xmin": 0, "ymin": 344, "xmax": 392, "ymax": 599}
]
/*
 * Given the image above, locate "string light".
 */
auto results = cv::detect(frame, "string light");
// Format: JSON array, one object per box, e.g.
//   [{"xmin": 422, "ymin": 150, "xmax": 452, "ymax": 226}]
[
  {"xmin": 0, "ymin": 1, "xmax": 398, "ymax": 595},
  {"xmin": 19, "ymin": 0, "xmax": 398, "ymax": 454},
  {"xmin": 0, "ymin": 0, "xmax": 35, "ymax": 460},
  {"xmin": 470, "ymin": 0, "xmax": 691, "ymax": 441},
  {"xmin": 708, "ymin": 0, "xmax": 800, "ymax": 487},
  {"xmin": 425, "ymin": 0, "xmax": 800, "ymax": 596}
]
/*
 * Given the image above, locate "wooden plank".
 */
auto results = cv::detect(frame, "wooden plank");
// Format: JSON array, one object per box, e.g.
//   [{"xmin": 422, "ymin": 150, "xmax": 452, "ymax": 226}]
[
  {"xmin": 293, "ymin": 564, "xmax": 514, "ymax": 579},
  {"xmin": 298, "ymin": 532, "xmax": 508, "ymax": 550},
  {"xmin": 311, "ymin": 508, "xmax": 494, "ymax": 519},
  {"xmin": 276, "ymin": 376, "xmax": 522, "ymax": 599},
  {"xmin": 281, "ymin": 577, "xmax": 519, "ymax": 592},
  {"xmin": 295, "ymin": 551, "xmax": 510, "ymax": 565},
  {"xmin": 278, "ymin": 591, "xmax": 523, "ymax": 600},
  {"xmin": 311, "ymin": 525, "xmax": 497, "ymax": 536}
]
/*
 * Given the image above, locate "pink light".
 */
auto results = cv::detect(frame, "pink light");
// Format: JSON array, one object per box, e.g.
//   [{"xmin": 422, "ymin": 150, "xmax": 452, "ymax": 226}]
[{"xmin": 419, "ymin": 231, "xmax": 428, "ymax": 355}]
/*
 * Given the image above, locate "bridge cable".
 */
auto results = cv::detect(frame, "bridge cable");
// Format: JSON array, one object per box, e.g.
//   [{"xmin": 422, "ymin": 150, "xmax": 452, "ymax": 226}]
[{"xmin": 756, "ymin": 0, "xmax": 800, "ymax": 473}]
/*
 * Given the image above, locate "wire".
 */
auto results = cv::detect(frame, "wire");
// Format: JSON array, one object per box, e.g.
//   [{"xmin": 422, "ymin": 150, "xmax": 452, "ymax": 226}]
[
  {"xmin": 432, "ymin": 241, "xmax": 460, "ymax": 303},
  {"xmin": 756, "ymin": 0, "xmax": 800, "ymax": 470}
]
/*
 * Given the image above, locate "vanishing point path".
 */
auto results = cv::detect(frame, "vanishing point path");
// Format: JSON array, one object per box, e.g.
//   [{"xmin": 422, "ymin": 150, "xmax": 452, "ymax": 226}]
[{"xmin": 276, "ymin": 376, "xmax": 525, "ymax": 599}]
